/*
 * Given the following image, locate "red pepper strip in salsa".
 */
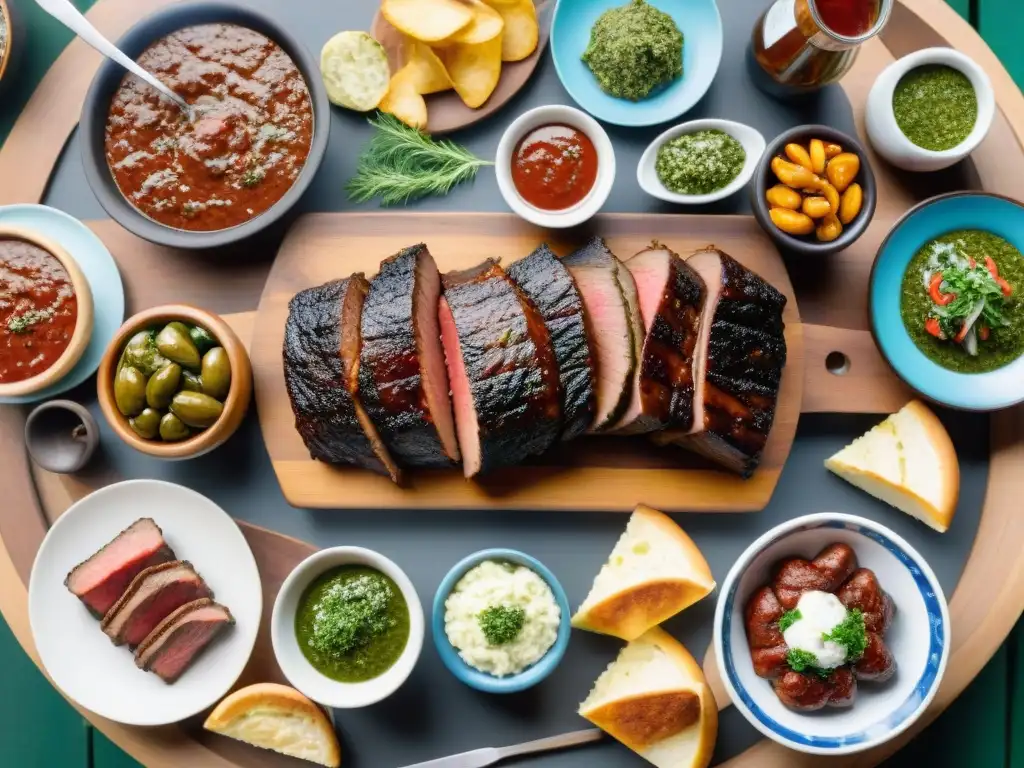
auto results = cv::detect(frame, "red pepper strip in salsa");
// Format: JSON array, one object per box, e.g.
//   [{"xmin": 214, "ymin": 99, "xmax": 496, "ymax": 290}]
[
  {"xmin": 954, "ymin": 320, "xmax": 971, "ymax": 343},
  {"xmin": 998, "ymin": 276, "xmax": 1013, "ymax": 297},
  {"xmin": 929, "ymin": 273, "xmax": 955, "ymax": 306},
  {"xmin": 925, "ymin": 317, "xmax": 944, "ymax": 338},
  {"xmin": 979, "ymin": 326, "xmax": 991, "ymax": 341},
  {"xmin": 985, "ymin": 256, "xmax": 999, "ymax": 279}
]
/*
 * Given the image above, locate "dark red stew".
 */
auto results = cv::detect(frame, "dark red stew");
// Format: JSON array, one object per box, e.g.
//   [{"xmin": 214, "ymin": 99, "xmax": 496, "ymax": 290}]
[
  {"xmin": 104, "ymin": 23, "xmax": 314, "ymax": 232},
  {"xmin": 0, "ymin": 239, "xmax": 78, "ymax": 384},
  {"xmin": 510, "ymin": 124, "xmax": 598, "ymax": 211}
]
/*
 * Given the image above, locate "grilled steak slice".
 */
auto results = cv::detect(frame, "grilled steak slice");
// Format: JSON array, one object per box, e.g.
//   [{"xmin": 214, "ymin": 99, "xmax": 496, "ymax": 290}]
[
  {"xmin": 284, "ymin": 276, "xmax": 401, "ymax": 482},
  {"xmin": 135, "ymin": 598, "xmax": 234, "ymax": 683},
  {"xmin": 439, "ymin": 261, "xmax": 561, "ymax": 477},
  {"xmin": 561, "ymin": 237, "xmax": 643, "ymax": 431},
  {"xmin": 101, "ymin": 561, "xmax": 212, "ymax": 648},
  {"xmin": 506, "ymin": 245, "xmax": 595, "ymax": 441},
  {"xmin": 64, "ymin": 518, "xmax": 175, "ymax": 618},
  {"xmin": 612, "ymin": 244, "xmax": 707, "ymax": 434},
  {"xmin": 360, "ymin": 245, "xmax": 460, "ymax": 468}
]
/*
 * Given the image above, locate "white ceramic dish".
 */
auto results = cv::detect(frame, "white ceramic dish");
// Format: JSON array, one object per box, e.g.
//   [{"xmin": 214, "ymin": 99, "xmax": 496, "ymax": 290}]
[
  {"xmin": 637, "ymin": 119, "xmax": 765, "ymax": 204},
  {"xmin": 713, "ymin": 512, "xmax": 949, "ymax": 756},
  {"xmin": 866, "ymin": 47, "xmax": 994, "ymax": 172},
  {"xmin": 495, "ymin": 104, "xmax": 615, "ymax": 228},
  {"xmin": 28, "ymin": 480, "xmax": 262, "ymax": 726},
  {"xmin": 272, "ymin": 546, "xmax": 424, "ymax": 709}
]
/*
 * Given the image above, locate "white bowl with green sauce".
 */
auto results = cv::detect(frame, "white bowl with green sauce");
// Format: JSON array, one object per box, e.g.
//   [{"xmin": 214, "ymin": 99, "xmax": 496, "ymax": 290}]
[
  {"xmin": 866, "ymin": 47, "xmax": 994, "ymax": 172},
  {"xmin": 271, "ymin": 546, "xmax": 424, "ymax": 708},
  {"xmin": 637, "ymin": 119, "xmax": 765, "ymax": 205}
]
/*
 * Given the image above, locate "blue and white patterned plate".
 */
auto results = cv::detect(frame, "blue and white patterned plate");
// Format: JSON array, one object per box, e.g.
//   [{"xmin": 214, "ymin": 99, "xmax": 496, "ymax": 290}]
[{"xmin": 714, "ymin": 513, "xmax": 949, "ymax": 756}]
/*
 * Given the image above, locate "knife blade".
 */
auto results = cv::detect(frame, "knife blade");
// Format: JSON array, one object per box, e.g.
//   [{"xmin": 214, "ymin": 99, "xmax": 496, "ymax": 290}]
[{"xmin": 398, "ymin": 728, "xmax": 604, "ymax": 768}]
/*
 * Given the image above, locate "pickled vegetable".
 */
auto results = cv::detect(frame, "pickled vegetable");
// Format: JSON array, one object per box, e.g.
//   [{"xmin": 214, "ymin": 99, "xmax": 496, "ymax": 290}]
[
  {"xmin": 826, "ymin": 153, "xmax": 860, "ymax": 193},
  {"xmin": 769, "ymin": 208, "xmax": 815, "ymax": 236},
  {"xmin": 839, "ymin": 183, "xmax": 863, "ymax": 225},
  {"xmin": 121, "ymin": 331, "xmax": 170, "ymax": 377},
  {"xmin": 809, "ymin": 139, "xmax": 826, "ymax": 175},
  {"xmin": 155, "ymin": 324, "xmax": 201, "ymax": 369},
  {"xmin": 802, "ymin": 196, "xmax": 832, "ymax": 219},
  {"xmin": 201, "ymin": 348, "xmax": 232, "ymax": 400},
  {"xmin": 114, "ymin": 366, "xmax": 147, "ymax": 417},
  {"xmin": 170, "ymin": 391, "xmax": 224, "ymax": 428},
  {"xmin": 159, "ymin": 413, "xmax": 191, "ymax": 442},
  {"xmin": 145, "ymin": 363, "xmax": 182, "ymax": 410},
  {"xmin": 181, "ymin": 370, "xmax": 204, "ymax": 393},
  {"xmin": 189, "ymin": 325, "xmax": 218, "ymax": 355},
  {"xmin": 129, "ymin": 408, "xmax": 162, "ymax": 439},
  {"xmin": 766, "ymin": 185, "xmax": 802, "ymax": 210}
]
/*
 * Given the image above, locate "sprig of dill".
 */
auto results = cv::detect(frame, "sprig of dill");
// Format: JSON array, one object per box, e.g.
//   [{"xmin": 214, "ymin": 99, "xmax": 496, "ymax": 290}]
[{"xmin": 346, "ymin": 113, "xmax": 493, "ymax": 206}]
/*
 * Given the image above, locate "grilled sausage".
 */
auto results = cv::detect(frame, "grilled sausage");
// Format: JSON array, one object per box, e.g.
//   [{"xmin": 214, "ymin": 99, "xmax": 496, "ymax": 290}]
[
  {"xmin": 773, "ymin": 670, "xmax": 832, "ymax": 711},
  {"xmin": 812, "ymin": 543, "xmax": 858, "ymax": 590},
  {"xmin": 853, "ymin": 632, "xmax": 897, "ymax": 682},
  {"xmin": 751, "ymin": 646, "xmax": 789, "ymax": 678},
  {"xmin": 838, "ymin": 568, "xmax": 895, "ymax": 633},
  {"xmin": 745, "ymin": 586, "xmax": 785, "ymax": 649},
  {"xmin": 827, "ymin": 667, "xmax": 858, "ymax": 707}
]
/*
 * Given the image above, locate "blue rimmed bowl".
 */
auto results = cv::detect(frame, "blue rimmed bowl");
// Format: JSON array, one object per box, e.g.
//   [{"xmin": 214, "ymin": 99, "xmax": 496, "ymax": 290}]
[
  {"xmin": 550, "ymin": 0, "xmax": 722, "ymax": 127},
  {"xmin": 870, "ymin": 192, "xmax": 1024, "ymax": 411},
  {"xmin": 713, "ymin": 513, "xmax": 949, "ymax": 756},
  {"xmin": 432, "ymin": 549, "xmax": 571, "ymax": 694}
]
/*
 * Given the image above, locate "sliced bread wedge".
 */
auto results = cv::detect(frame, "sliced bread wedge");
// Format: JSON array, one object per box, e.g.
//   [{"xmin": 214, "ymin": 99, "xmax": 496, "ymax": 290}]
[
  {"xmin": 572, "ymin": 505, "xmax": 715, "ymax": 641},
  {"xmin": 825, "ymin": 400, "xmax": 959, "ymax": 532}
]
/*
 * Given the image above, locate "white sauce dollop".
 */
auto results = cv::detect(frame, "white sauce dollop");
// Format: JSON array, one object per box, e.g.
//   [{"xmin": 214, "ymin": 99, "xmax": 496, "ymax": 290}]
[{"xmin": 782, "ymin": 590, "xmax": 849, "ymax": 669}]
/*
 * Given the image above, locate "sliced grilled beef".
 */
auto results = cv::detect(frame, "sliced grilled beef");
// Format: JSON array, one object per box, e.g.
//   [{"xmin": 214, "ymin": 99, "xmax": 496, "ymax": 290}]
[
  {"xmin": 506, "ymin": 245, "xmax": 595, "ymax": 441},
  {"xmin": 360, "ymin": 245, "xmax": 460, "ymax": 468},
  {"xmin": 64, "ymin": 518, "xmax": 175, "ymax": 618},
  {"xmin": 284, "ymin": 277, "xmax": 401, "ymax": 482},
  {"xmin": 561, "ymin": 237, "xmax": 643, "ymax": 431},
  {"xmin": 612, "ymin": 244, "xmax": 707, "ymax": 434},
  {"xmin": 439, "ymin": 261, "xmax": 561, "ymax": 477},
  {"xmin": 101, "ymin": 561, "xmax": 212, "ymax": 648},
  {"xmin": 135, "ymin": 598, "xmax": 234, "ymax": 683}
]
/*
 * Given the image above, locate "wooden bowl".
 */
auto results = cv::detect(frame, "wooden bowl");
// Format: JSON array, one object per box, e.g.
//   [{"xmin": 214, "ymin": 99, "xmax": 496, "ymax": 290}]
[
  {"xmin": 97, "ymin": 305, "xmax": 252, "ymax": 460},
  {"xmin": 0, "ymin": 226, "xmax": 95, "ymax": 398}
]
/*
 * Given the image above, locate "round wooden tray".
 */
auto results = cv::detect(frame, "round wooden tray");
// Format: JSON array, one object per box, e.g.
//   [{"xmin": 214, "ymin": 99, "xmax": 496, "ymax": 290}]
[{"xmin": 0, "ymin": 0, "xmax": 1023, "ymax": 766}]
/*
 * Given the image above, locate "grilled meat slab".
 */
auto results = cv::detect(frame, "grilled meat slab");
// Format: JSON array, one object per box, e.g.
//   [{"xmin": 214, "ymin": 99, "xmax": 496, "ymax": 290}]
[{"xmin": 135, "ymin": 598, "xmax": 234, "ymax": 683}]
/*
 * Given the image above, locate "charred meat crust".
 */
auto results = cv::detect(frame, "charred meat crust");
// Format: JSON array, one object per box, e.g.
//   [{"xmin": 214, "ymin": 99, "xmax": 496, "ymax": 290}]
[
  {"xmin": 506, "ymin": 245, "xmax": 595, "ymax": 441},
  {"xmin": 100, "ymin": 560, "xmax": 211, "ymax": 646}
]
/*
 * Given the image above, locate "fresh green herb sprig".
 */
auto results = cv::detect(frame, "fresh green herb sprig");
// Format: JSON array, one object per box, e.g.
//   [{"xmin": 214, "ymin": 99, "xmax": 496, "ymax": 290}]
[
  {"xmin": 934, "ymin": 261, "xmax": 1009, "ymax": 338},
  {"xmin": 778, "ymin": 608, "xmax": 801, "ymax": 633},
  {"xmin": 821, "ymin": 608, "xmax": 868, "ymax": 662},
  {"xmin": 785, "ymin": 649, "xmax": 831, "ymax": 679},
  {"xmin": 346, "ymin": 113, "xmax": 493, "ymax": 206},
  {"xmin": 309, "ymin": 575, "xmax": 396, "ymax": 656},
  {"xmin": 478, "ymin": 605, "xmax": 526, "ymax": 646}
]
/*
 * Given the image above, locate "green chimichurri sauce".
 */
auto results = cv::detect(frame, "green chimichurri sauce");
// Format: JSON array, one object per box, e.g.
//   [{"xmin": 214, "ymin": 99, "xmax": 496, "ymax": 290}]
[
  {"xmin": 900, "ymin": 230, "xmax": 1024, "ymax": 373},
  {"xmin": 892, "ymin": 65, "xmax": 977, "ymax": 152},
  {"xmin": 295, "ymin": 565, "xmax": 410, "ymax": 683},
  {"xmin": 655, "ymin": 129, "xmax": 746, "ymax": 195}
]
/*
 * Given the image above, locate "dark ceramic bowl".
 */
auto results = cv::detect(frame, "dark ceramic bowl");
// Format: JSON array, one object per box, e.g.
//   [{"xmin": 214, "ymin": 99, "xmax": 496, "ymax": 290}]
[
  {"xmin": 751, "ymin": 125, "xmax": 877, "ymax": 257},
  {"xmin": 80, "ymin": 2, "xmax": 329, "ymax": 250}
]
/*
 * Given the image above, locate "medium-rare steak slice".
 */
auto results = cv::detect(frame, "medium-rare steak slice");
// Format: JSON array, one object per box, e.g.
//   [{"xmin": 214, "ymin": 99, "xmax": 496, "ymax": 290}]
[
  {"xmin": 135, "ymin": 598, "xmax": 234, "ymax": 683},
  {"xmin": 612, "ymin": 244, "xmax": 707, "ymax": 434},
  {"xmin": 439, "ymin": 261, "xmax": 561, "ymax": 477},
  {"xmin": 561, "ymin": 237, "xmax": 643, "ymax": 432},
  {"xmin": 360, "ymin": 244, "xmax": 460, "ymax": 468},
  {"xmin": 64, "ymin": 518, "xmax": 175, "ymax": 618},
  {"xmin": 659, "ymin": 248, "xmax": 787, "ymax": 477},
  {"xmin": 506, "ymin": 245, "xmax": 595, "ymax": 441},
  {"xmin": 284, "ymin": 276, "xmax": 401, "ymax": 482},
  {"xmin": 101, "ymin": 561, "xmax": 212, "ymax": 648}
]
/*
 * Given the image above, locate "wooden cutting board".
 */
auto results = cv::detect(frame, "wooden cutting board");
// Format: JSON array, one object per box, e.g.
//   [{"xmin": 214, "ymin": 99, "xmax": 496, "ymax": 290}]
[{"xmin": 252, "ymin": 213, "xmax": 804, "ymax": 511}]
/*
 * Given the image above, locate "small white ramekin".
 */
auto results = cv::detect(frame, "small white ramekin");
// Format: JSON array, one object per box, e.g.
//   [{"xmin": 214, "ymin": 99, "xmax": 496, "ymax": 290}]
[
  {"xmin": 495, "ymin": 105, "xmax": 615, "ymax": 229},
  {"xmin": 865, "ymin": 47, "xmax": 994, "ymax": 172}
]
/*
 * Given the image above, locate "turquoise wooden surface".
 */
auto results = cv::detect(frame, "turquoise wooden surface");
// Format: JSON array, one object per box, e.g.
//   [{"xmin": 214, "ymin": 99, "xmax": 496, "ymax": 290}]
[{"xmin": 0, "ymin": 0, "xmax": 1020, "ymax": 766}]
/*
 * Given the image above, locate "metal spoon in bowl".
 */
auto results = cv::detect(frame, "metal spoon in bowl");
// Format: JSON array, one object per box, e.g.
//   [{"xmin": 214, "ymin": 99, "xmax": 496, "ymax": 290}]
[{"xmin": 33, "ymin": 0, "xmax": 194, "ymax": 120}]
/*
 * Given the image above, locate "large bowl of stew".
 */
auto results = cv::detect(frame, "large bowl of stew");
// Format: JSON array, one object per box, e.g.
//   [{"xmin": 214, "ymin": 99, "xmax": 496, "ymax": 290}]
[{"xmin": 80, "ymin": 2, "xmax": 329, "ymax": 250}]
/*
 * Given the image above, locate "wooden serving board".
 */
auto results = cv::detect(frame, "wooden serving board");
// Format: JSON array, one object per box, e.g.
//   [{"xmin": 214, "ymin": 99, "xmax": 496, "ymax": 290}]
[{"xmin": 252, "ymin": 212, "xmax": 805, "ymax": 511}]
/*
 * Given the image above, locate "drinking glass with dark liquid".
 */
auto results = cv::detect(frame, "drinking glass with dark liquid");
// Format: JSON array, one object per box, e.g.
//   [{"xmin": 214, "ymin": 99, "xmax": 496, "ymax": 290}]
[{"xmin": 750, "ymin": 0, "xmax": 893, "ymax": 96}]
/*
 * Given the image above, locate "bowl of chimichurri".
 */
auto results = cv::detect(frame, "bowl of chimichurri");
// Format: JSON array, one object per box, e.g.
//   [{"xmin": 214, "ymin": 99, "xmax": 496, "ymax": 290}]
[
  {"xmin": 871, "ymin": 192, "xmax": 1024, "ymax": 411},
  {"xmin": 271, "ymin": 547, "xmax": 423, "ymax": 708}
]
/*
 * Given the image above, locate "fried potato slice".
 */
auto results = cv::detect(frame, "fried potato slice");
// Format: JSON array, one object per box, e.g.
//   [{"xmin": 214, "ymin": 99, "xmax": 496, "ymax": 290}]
[
  {"xmin": 379, "ymin": 65, "xmax": 428, "ymax": 130},
  {"xmin": 481, "ymin": 0, "xmax": 522, "ymax": 7},
  {"xmin": 381, "ymin": 0, "xmax": 473, "ymax": 43},
  {"xmin": 449, "ymin": 0, "xmax": 504, "ymax": 45},
  {"xmin": 495, "ymin": 0, "xmax": 538, "ymax": 62},
  {"xmin": 403, "ymin": 39, "xmax": 453, "ymax": 94},
  {"xmin": 443, "ymin": 35, "xmax": 503, "ymax": 109}
]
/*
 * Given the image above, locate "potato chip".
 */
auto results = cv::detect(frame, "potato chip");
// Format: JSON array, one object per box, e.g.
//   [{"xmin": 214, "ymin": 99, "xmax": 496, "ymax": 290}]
[
  {"xmin": 450, "ymin": 0, "xmax": 504, "ymax": 45},
  {"xmin": 495, "ymin": 0, "xmax": 538, "ymax": 62},
  {"xmin": 443, "ymin": 35, "xmax": 503, "ymax": 109},
  {"xmin": 379, "ymin": 65, "xmax": 428, "ymax": 130},
  {"xmin": 481, "ymin": 0, "xmax": 522, "ymax": 7},
  {"xmin": 403, "ymin": 39, "xmax": 453, "ymax": 94},
  {"xmin": 381, "ymin": 0, "xmax": 473, "ymax": 43}
]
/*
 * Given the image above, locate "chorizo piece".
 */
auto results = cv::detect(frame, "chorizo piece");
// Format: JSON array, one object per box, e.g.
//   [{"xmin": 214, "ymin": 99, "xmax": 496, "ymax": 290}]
[
  {"xmin": 853, "ymin": 632, "xmax": 897, "ymax": 682},
  {"xmin": 773, "ymin": 670, "xmax": 832, "ymax": 711},
  {"xmin": 812, "ymin": 543, "xmax": 858, "ymax": 591},
  {"xmin": 826, "ymin": 667, "xmax": 857, "ymax": 707},
  {"xmin": 838, "ymin": 568, "xmax": 895, "ymax": 633},
  {"xmin": 745, "ymin": 586, "xmax": 785, "ymax": 649},
  {"xmin": 751, "ymin": 646, "xmax": 789, "ymax": 678},
  {"xmin": 772, "ymin": 558, "xmax": 830, "ymax": 609}
]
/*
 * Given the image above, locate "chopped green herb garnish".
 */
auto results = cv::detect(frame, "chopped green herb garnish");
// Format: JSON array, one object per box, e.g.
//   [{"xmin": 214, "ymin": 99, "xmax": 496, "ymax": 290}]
[
  {"xmin": 785, "ymin": 649, "xmax": 831, "ymax": 679},
  {"xmin": 242, "ymin": 166, "xmax": 265, "ymax": 188},
  {"xmin": 821, "ymin": 608, "xmax": 868, "ymax": 662},
  {"xmin": 778, "ymin": 608, "xmax": 801, "ymax": 633},
  {"xmin": 309, "ymin": 574, "xmax": 397, "ymax": 656},
  {"xmin": 7, "ymin": 309, "xmax": 50, "ymax": 334},
  {"xmin": 478, "ymin": 605, "xmax": 525, "ymax": 646}
]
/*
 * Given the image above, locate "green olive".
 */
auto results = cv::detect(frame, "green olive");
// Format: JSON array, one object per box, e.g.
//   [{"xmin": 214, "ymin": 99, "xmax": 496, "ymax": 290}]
[
  {"xmin": 121, "ymin": 330, "xmax": 170, "ymax": 377},
  {"xmin": 200, "ymin": 347, "xmax": 231, "ymax": 400},
  {"xmin": 155, "ymin": 324, "xmax": 201, "ymax": 369},
  {"xmin": 145, "ymin": 362, "xmax": 182, "ymax": 410},
  {"xmin": 180, "ymin": 370, "xmax": 204, "ymax": 392},
  {"xmin": 129, "ymin": 408, "xmax": 162, "ymax": 440},
  {"xmin": 189, "ymin": 325, "xmax": 218, "ymax": 355},
  {"xmin": 159, "ymin": 412, "xmax": 191, "ymax": 442},
  {"xmin": 169, "ymin": 391, "xmax": 224, "ymax": 428},
  {"xmin": 166, "ymin": 321, "xmax": 192, "ymax": 338},
  {"xmin": 114, "ymin": 366, "xmax": 147, "ymax": 417}
]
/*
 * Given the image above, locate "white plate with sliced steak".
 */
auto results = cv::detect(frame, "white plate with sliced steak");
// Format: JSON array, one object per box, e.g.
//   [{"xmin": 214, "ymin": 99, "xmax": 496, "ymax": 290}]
[{"xmin": 28, "ymin": 480, "xmax": 261, "ymax": 725}]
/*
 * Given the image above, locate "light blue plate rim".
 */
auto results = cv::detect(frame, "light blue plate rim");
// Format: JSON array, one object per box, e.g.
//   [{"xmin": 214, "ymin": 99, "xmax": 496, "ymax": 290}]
[
  {"xmin": 431, "ymin": 548, "xmax": 571, "ymax": 694},
  {"xmin": 550, "ymin": 0, "xmax": 723, "ymax": 127},
  {"xmin": 0, "ymin": 205, "xmax": 125, "ymax": 404},
  {"xmin": 869, "ymin": 191, "xmax": 1024, "ymax": 411}
]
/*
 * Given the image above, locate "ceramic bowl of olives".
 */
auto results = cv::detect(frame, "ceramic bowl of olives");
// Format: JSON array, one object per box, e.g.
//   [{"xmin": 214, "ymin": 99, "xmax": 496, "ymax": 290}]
[{"xmin": 97, "ymin": 305, "xmax": 252, "ymax": 459}]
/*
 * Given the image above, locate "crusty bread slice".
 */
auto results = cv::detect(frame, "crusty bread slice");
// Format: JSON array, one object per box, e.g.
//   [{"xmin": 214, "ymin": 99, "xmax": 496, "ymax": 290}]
[
  {"xmin": 579, "ymin": 627, "xmax": 717, "ymax": 768},
  {"xmin": 203, "ymin": 683, "xmax": 340, "ymax": 768},
  {"xmin": 572, "ymin": 505, "xmax": 715, "ymax": 640},
  {"xmin": 825, "ymin": 400, "xmax": 959, "ymax": 532}
]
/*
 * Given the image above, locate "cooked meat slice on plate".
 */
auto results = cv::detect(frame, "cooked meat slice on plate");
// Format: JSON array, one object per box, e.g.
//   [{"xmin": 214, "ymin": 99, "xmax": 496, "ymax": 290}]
[
  {"xmin": 507, "ymin": 244, "xmax": 596, "ymax": 441},
  {"xmin": 64, "ymin": 518, "xmax": 175, "ymax": 618},
  {"xmin": 360, "ymin": 244, "xmax": 460, "ymax": 468},
  {"xmin": 439, "ymin": 260, "xmax": 561, "ymax": 478},
  {"xmin": 284, "ymin": 276, "xmax": 401, "ymax": 482},
  {"xmin": 135, "ymin": 598, "xmax": 234, "ymax": 683},
  {"xmin": 101, "ymin": 560, "xmax": 212, "ymax": 648}
]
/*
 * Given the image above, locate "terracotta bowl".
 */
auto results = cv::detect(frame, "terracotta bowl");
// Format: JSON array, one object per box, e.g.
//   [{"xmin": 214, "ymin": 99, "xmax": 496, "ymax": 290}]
[
  {"xmin": 97, "ymin": 305, "xmax": 252, "ymax": 459},
  {"xmin": 0, "ymin": 226, "xmax": 95, "ymax": 398}
]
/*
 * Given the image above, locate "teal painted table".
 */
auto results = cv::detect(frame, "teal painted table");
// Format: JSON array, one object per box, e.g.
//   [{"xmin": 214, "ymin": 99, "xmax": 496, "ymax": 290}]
[{"xmin": 0, "ymin": 0, "xmax": 1021, "ymax": 766}]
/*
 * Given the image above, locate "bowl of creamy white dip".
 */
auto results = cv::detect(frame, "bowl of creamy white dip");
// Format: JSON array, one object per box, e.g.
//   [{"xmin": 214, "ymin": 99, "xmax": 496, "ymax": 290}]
[{"xmin": 433, "ymin": 549, "xmax": 571, "ymax": 693}]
